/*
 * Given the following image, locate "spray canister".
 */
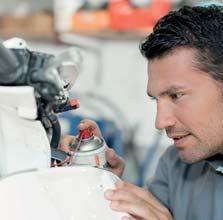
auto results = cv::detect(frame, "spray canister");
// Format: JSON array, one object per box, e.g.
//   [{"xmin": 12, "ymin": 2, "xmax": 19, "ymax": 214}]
[{"xmin": 70, "ymin": 129, "xmax": 107, "ymax": 168}]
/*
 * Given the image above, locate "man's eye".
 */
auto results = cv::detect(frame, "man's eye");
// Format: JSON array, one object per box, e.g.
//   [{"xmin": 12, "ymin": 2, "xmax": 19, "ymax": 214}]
[{"xmin": 170, "ymin": 93, "xmax": 183, "ymax": 100}]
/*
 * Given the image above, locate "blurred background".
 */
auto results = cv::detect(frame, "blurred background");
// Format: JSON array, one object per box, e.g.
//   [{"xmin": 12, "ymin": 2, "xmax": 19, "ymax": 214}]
[{"xmin": 0, "ymin": 0, "xmax": 221, "ymax": 186}]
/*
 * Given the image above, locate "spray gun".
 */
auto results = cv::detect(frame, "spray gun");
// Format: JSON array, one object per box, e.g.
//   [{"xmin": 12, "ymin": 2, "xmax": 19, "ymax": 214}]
[
  {"xmin": 0, "ymin": 38, "xmax": 109, "ymax": 175},
  {"xmin": 0, "ymin": 38, "xmax": 82, "ymax": 176}
]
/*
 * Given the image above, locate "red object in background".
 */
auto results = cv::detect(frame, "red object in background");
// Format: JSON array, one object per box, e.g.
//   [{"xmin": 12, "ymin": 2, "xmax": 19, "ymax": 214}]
[
  {"xmin": 108, "ymin": 0, "xmax": 172, "ymax": 32},
  {"xmin": 70, "ymin": 99, "xmax": 79, "ymax": 109},
  {"xmin": 72, "ymin": 10, "xmax": 110, "ymax": 32}
]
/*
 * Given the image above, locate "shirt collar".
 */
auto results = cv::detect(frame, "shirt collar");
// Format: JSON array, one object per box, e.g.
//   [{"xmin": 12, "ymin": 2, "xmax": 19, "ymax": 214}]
[{"xmin": 206, "ymin": 154, "xmax": 223, "ymax": 174}]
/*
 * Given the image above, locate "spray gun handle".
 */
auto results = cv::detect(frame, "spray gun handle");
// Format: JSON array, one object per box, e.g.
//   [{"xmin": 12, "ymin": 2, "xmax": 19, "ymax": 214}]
[
  {"xmin": 0, "ymin": 44, "xmax": 18, "ymax": 71},
  {"xmin": 0, "ymin": 43, "xmax": 22, "ymax": 84}
]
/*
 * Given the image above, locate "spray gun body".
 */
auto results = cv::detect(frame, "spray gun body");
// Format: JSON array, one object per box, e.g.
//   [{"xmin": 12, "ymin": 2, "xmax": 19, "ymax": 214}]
[{"xmin": 0, "ymin": 38, "xmax": 81, "ymax": 176}]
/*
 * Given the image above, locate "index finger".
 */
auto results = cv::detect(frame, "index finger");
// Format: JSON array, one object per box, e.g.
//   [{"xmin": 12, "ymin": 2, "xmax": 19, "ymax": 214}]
[
  {"xmin": 58, "ymin": 135, "xmax": 75, "ymax": 153},
  {"xmin": 115, "ymin": 181, "xmax": 167, "ymax": 213},
  {"xmin": 78, "ymin": 119, "xmax": 102, "ymax": 137}
]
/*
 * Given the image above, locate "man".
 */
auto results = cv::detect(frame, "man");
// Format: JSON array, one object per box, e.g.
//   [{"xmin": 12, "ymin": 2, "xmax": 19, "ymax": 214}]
[{"xmin": 60, "ymin": 5, "xmax": 223, "ymax": 220}]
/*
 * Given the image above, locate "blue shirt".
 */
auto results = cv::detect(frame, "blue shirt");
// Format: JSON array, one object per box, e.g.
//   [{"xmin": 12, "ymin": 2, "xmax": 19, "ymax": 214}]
[{"xmin": 147, "ymin": 145, "xmax": 223, "ymax": 220}]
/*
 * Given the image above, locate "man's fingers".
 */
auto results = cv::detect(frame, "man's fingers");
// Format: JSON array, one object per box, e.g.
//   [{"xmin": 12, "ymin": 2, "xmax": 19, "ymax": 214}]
[
  {"xmin": 106, "ymin": 148, "xmax": 125, "ymax": 177},
  {"xmin": 110, "ymin": 200, "xmax": 153, "ymax": 219},
  {"xmin": 110, "ymin": 198, "xmax": 158, "ymax": 219},
  {"xmin": 121, "ymin": 216, "xmax": 137, "ymax": 220},
  {"xmin": 105, "ymin": 188, "xmax": 137, "ymax": 202},
  {"xmin": 106, "ymin": 148, "xmax": 119, "ymax": 166},
  {"xmin": 106, "ymin": 191, "xmax": 156, "ymax": 219},
  {"xmin": 77, "ymin": 119, "xmax": 102, "ymax": 137},
  {"xmin": 105, "ymin": 185, "xmax": 172, "ymax": 220},
  {"xmin": 58, "ymin": 135, "xmax": 75, "ymax": 153},
  {"xmin": 58, "ymin": 144, "xmax": 70, "ymax": 153},
  {"xmin": 115, "ymin": 181, "xmax": 167, "ymax": 213}
]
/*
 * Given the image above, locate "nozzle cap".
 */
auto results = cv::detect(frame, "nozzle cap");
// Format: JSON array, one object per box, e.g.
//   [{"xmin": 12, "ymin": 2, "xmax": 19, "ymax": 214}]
[{"xmin": 79, "ymin": 129, "xmax": 93, "ymax": 139}]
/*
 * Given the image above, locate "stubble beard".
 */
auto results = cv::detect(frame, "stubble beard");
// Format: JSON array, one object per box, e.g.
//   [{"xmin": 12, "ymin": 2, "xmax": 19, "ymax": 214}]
[{"xmin": 178, "ymin": 132, "xmax": 223, "ymax": 164}]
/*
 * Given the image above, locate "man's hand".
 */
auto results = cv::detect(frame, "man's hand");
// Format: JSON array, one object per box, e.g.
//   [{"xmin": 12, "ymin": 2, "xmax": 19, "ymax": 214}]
[
  {"xmin": 104, "ymin": 181, "xmax": 172, "ymax": 220},
  {"xmin": 58, "ymin": 119, "xmax": 125, "ymax": 177}
]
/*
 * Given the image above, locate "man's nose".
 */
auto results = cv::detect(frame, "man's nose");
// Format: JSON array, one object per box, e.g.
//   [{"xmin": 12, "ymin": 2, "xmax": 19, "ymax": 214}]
[{"xmin": 155, "ymin": 104, "xmax": 176, "ymax": 130}]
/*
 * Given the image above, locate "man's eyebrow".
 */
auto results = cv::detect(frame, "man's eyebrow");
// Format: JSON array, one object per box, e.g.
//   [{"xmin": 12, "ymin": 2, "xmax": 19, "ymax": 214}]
[{"xmin": 147, "ymin": 86, "xmax": 186, "ymax": 98}]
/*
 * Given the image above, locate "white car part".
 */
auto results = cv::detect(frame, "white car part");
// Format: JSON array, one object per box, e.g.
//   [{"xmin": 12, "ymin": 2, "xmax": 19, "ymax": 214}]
[{"xmin": 0, "ymin": 166, "xmax": 128, "ymax": 220}]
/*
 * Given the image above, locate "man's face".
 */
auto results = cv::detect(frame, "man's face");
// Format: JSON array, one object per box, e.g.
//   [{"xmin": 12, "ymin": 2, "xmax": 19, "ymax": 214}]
[{"xmin": 147, "ymin": 47, "xmax": 223, "ymax": 163}]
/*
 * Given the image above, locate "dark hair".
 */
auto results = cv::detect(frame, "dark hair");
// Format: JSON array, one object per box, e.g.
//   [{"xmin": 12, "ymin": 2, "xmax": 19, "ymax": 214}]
[{"xmin": 140, "ymin": 5, "xmax": 223, "ymax": 81}]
